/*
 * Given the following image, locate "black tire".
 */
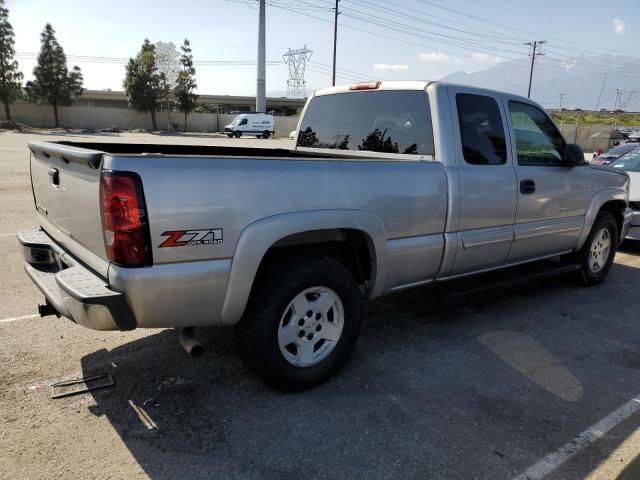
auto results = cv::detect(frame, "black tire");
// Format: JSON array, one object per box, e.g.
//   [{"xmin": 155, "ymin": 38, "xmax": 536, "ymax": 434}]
[
  {"xmin": 227, "ymin": 134, "xmax": 233, "ymax": 138},
  {"xmin": 234, "ymin": 131, "xmax": 242, "ymax": 138},
  {"xmin": 236, "ymin": 256, "xmax": 361, "ymax": 391},
  {"xmin": 262, "ymin": 130, "xmax": 271, "ymax": 139},
  {"xmin": 577, "ymin": 211, "xmax": 618, "ymax": 286}
]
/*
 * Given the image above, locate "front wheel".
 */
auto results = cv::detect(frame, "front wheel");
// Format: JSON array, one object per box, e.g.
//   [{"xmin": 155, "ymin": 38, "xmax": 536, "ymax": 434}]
[
  {"xmin": 227, "ymin": 134, "xmax": 233, "ymax": 138},
  {"xmin": 577, "ymin": 211, "xmax": 618, "ymax": 286},
  {"xmin": 234, "ymin": 131, "xmax": 242, "ymax": 138},
  {"xmin": 236, "ymin": 256, "xmax": 361, "ymax": 390}
]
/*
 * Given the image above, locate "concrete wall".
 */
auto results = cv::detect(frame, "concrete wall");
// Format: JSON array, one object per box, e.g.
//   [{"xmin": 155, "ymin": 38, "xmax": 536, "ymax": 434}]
[{"xmin": 2, "ymin": 101, "xmax": 299, "ymax": 137}]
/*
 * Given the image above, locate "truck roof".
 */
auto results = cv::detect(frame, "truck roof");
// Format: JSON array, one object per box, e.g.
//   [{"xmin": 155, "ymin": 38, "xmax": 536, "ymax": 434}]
[{"xmin": 314, "ymin": 80, "xmax": 534, "ymax": 105}]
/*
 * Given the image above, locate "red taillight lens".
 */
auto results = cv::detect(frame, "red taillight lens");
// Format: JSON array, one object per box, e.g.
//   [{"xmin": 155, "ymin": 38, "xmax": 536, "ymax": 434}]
[{"xmin": 100, "ymin": 171, "xmax": 152, "ymax": 267}]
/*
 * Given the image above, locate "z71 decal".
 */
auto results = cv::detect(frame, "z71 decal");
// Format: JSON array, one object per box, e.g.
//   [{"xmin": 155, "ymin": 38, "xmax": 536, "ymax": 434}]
[{"xmin": 159, "ymin": 229, "xmax": 223, "ymax": 247}]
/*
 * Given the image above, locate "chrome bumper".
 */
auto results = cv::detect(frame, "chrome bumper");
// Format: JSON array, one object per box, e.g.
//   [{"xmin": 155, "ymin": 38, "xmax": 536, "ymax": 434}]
[{"xmin": 18, "ymin": 229, "xmax": 134, "ymax": 331}]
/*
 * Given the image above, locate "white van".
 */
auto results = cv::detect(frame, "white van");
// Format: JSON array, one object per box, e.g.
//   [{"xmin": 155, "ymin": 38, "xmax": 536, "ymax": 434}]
[{"xmin": 224, "ymin": 113, "xmax": 275, "ymax": 139}]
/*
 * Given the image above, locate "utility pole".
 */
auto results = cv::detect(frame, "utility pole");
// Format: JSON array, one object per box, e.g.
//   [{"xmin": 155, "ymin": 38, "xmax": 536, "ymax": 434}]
[
  {"xmin": 559, "ymin": 93, "xmax": 566, "ymax": 126},
  {"xmin": 332, "ymin": 0, "xmax": 340, "ymax": 86},
  {"xmin": 525, "ymin": 40, "xmax": 546, "ymax": 98},
  {"xmin": 256, "ymin": 0, "xmax": 266, "ymax": 112}
]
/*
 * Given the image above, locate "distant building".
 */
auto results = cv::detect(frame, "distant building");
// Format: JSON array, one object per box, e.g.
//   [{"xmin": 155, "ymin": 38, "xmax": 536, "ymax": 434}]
[{"xmin": 80, "ymin": 89, "xmax": 304, "ymax": 115}]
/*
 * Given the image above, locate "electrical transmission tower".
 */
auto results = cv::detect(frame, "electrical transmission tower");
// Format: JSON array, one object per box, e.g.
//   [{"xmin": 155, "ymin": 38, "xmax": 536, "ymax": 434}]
[{"xmin": 283, "ymin": 45, "xmax": 313, "ymax": 99}]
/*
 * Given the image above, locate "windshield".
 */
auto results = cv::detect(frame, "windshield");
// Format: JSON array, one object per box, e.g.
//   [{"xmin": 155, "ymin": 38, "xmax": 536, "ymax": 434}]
[
  {"xmin": 231, "ymin": 116, "xmax": 244, "ymax": 125},
  {"xmin": 609, "ymin": 148, "xmax": 640, "ymax": 172},
  {"xmin": 602, "ymin": 143, "xmax": 639, "ymax": 158}
]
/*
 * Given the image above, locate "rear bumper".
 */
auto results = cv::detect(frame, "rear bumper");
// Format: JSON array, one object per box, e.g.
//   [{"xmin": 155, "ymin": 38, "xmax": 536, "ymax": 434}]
[{"xmin": 18, "ymin": 229, "xmax": 134, "ymax": 331}]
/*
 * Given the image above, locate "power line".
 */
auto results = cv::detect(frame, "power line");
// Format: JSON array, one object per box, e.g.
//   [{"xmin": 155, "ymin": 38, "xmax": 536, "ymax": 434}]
[{"xmin": 413, "ymin": 0, "xmax": 639, "ymax": 58}]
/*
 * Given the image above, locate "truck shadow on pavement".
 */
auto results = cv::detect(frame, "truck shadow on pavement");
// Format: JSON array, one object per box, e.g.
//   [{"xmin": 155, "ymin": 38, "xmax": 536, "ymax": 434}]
[{"xmin": 82, "ymin": 260, "xmax": 640, "ymax": 480}]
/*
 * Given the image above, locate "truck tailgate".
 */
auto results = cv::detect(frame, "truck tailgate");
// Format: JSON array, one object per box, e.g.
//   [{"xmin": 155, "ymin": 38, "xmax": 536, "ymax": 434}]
[{"xmin": 29, "ymin": 141, "xmax": 108, "ymax": 274}]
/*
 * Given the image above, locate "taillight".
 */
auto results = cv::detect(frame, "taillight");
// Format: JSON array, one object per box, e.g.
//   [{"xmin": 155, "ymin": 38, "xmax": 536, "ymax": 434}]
[
  {"xmin": 100, "ymin": 171, "xmax": 152, "ymax": 267},
  {"xmin": 349, "ymin": 81, "xmax": 381, "ymax": 90}
]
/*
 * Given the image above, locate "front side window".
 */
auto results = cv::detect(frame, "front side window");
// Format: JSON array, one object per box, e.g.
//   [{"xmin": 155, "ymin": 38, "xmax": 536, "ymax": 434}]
[
  {"xmin": 456, "ymin": 93, "xmax": 507, "ymax": 165},
  {"xmin": 509, "ymin": 101, "xmax": 566, "ymax": 166},
  {"xmin": 297, "ymin": 90, "xmax": 434, "ymax": 156}
]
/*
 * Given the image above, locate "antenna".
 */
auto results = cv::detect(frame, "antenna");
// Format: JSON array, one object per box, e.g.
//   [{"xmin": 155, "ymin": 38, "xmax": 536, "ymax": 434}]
[{"xmin": 283, "ymin": 45, "xmax": 313, "ymax": 99}]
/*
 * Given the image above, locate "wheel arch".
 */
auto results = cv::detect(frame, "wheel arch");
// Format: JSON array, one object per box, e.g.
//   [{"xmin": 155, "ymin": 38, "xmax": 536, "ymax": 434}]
[
  {"xmin": 220, "ymin": 210, "xmax": 388, "ymax": 325},
  {"xmin": 576, "ymin": 189, "xmax": 628, "ymax": 250}
]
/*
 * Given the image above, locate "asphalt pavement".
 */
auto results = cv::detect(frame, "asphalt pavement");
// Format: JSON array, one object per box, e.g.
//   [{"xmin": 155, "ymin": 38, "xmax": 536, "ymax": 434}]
[{"xmin": 1, "ymin": 130, "xmax": 640, "ymax": 480}]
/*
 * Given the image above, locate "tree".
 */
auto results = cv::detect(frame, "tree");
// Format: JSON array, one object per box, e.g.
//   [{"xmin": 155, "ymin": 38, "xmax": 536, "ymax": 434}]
[
  {"xmin": 0, "ymin": 0, "xmax": 23, "ymax": 121},
  {"xmin": 174, "ymin": 39, "xmax": 198, "ymax": 131},
  {"xmin": 123, "ymin": 39, "xmax": 161, "ymax": 130},
  {"xmin": 25, "ymin": 24, "xmax": 83, "ymax": 127},
  {"xmin": 155, "ymin": 41, "xmax": 179, "ymax": 130}
]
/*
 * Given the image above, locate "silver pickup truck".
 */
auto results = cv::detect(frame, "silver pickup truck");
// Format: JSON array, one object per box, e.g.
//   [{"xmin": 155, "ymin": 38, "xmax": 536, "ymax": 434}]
[{"xmin": 19, "ymin": 81, "xmax": 633, "ymax": 390}]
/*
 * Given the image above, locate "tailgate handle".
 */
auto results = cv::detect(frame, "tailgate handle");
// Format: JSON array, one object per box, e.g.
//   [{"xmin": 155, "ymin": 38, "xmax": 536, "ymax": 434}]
[{"xmin": 48, "ymin": 167, "xmax": 60, "ymax": 186}]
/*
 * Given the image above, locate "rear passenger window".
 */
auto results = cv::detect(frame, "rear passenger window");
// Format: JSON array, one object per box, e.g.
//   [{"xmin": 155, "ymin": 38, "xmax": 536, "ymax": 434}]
[
  {"xmin": 297, "ymin": 90, "xmax": 434, "ymax": 156},
  {"xmin": 456, "ymin": 93, "xmax": 507, "ymax": 165}
]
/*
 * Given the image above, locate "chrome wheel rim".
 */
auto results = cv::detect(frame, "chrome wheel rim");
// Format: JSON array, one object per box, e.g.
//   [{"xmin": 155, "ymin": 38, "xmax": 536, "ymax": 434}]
[
  {"xmin": 589, "ymin": 227, "xmax": 611, "ymax": 273},
  {"xmin": 277, "ymin": 286, "xmax": 344, "ymax": 367}
]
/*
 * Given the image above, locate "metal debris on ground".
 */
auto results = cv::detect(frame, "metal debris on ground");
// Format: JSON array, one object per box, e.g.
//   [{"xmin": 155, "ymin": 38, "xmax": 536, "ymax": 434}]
[{"xmin": 50, "ymin": 373, "xmax": 115, "ymax": 399}]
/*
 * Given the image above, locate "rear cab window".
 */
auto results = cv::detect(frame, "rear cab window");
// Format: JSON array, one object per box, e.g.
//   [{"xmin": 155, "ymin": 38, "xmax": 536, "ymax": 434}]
[
  {"xmin": 455, "ymin": 93, "xmax": 507, "ymax": 165},
  {"xmin": 296, "ymin": 90, "xmax": 434, "ymax": 157}
]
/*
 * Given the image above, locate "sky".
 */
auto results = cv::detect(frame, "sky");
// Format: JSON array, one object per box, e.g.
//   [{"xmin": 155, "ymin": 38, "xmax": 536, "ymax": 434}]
[{"xmin": 4, "ymin": 0, "xmax": 640, "ymax": 99}]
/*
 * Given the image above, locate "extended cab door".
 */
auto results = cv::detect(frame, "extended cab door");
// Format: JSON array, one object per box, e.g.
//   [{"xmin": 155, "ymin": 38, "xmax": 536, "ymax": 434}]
[
  {"xmin": 445, "ymin": 88, "xmax": 518, "ymax": 276},
  {"xmin": 503, "ymin": 99, "xmax": 592, "ymax": 261}
]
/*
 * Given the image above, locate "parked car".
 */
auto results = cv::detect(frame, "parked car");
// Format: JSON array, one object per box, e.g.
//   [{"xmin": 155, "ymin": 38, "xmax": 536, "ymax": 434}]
[
  {"xmin": 223, "ymin": 112, "xmax": 274, "ymax": 138},
  {"xmin": 19, "ymin": 81, "xmax": 633, "ymax": 390},
  {"xmin": 608, "ymin": 147, "xmax": 640, "ymax": 240},
  {"xmin": 591, "ymin": 142, "xmax": 639, "ymax": 165}
]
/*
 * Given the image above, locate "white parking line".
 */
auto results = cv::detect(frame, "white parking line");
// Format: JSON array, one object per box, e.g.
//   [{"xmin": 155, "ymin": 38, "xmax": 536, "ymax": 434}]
[
  {"xmin": 0, "ymin": 314, "xmax": 39, "ymax": 324},
  {"xmin": 0, "ymin": 148, "xmax": 23, "ymax": 151},
  {"xmin": 0, "ymin": 232, "xmax": 16, "ymax": 237},
  {"xmin": 512, "ymin": 395, "xmax": 640, "ymax": 480}
]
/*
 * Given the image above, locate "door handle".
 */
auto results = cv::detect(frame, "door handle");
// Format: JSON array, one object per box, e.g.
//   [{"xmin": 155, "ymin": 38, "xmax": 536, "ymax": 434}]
[
  {"xmin": 520, "ymin": 179, "xmax": 536, "ymax": 195},
  {"xmin": 48, "ymin": 167, "xmax": 60, "ymax": 186}
]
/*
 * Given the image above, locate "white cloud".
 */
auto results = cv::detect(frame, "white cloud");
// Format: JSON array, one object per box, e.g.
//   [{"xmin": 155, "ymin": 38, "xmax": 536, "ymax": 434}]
[
  {"xmin": 471, "ymin": 52, "xmax": 504, "ymax": 63},
  {"xmin": 419, "ymin": 52, "xmax": 449, "ymax": 61},
  {"xmin": 373, "ymin": 64, "xmax": 409, "ymax": 72},
  {"xmin": 613, "ymin": 18, "xmax": 625, "ymax": 34}
]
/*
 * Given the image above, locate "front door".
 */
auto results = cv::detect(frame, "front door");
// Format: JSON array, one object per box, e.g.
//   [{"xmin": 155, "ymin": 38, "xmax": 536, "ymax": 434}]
[
  {"xmin": 504, "ymin": 99, "xmax": 592, "ymax": 261},
  {"xmin": 446, "ymin": 89, "xmax": 518, "ymax": 276}
]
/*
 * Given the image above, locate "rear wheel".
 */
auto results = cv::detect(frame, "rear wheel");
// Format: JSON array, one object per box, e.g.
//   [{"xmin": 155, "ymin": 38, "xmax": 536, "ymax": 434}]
[
  {"xmin": 236, "ymin": 256, "xmax": 361, "ymax": 390},
  {"xmin": 234, "ymin": 131, "xmax": 242, "ymax": 138},
  {"xmin": 262, "ymin": 130, "xmax": 271, "ymax": 139},
  {"xmin": 577, "ymin": 211, "xmax": 618, "ymax": 285}
]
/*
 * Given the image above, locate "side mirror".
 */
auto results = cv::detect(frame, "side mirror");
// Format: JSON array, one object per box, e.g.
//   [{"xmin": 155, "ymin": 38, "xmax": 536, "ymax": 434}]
[{"xmin": 564, "ymin": 143, "xmax": 585, "ymax": 166}]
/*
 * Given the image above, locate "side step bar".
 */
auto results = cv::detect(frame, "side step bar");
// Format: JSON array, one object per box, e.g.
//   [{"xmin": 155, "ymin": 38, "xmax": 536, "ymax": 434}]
[{"xmin": 437, "ymin": 258, "xmax": 581, "ymax": 300}]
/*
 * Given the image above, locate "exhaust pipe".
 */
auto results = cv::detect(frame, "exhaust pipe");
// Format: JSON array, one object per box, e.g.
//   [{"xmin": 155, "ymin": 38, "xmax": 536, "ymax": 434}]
[
  {"xmin": 178, "ymin": 327, "xmax": 203, "ymax": 357},
  {"xmin": 38, "ymin": 300, "xmax": 60, "ymax": 317}
]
